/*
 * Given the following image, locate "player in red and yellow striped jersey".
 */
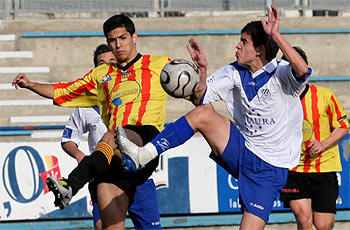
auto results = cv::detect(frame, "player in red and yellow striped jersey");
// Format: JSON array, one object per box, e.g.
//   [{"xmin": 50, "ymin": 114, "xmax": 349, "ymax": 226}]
[
  {"xmin": 12, "ymin": 14, "xmax": 169, "ymax": 229},
  {"xmin": 53, "ymin": 53, "xmax": 168, "ymax": 132},
  {"xmin": 280, "ymin": 47, "xmax": 349, "ymax": 230},
  {"xmin": 292, "ymin": 84, "xmax": 349, "ymax": 173}
]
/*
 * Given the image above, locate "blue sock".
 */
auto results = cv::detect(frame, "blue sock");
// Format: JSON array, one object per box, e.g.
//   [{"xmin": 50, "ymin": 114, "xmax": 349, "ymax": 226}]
[{"xmin": 151, "ymin": 116, "xmax": 194, "ymax": 154}]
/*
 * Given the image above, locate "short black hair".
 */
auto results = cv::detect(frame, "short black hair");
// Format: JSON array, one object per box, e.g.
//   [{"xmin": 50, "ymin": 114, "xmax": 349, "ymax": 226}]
[
  {"xmin": 93, "ymin": 44, "xmax": 112, "ymax": 67},
  {"xmin": 103, "ymin": 14, "xmax": 135, "ymax": 38},
  {"xmin": 281, "ymin": 46, "xmax": 308, "ymax": 64},
  {"xmin": 241, "ymin": 21, "xmax": 279, "ymax": 61}
]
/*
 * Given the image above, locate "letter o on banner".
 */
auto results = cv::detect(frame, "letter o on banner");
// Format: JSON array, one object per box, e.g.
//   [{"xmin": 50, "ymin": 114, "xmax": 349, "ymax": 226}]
[{"xmin": 2, "ymin": 146, "xmax": 45, "ymax": 203}]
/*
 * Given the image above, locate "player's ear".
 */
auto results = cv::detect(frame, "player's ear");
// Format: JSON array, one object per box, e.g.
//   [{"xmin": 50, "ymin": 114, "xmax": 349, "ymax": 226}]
[
  {"xmin": 132, "ymin": 32, "xmax": 138, "ymax": 44},
  {"xmin": 255, "ymin": 45, "xmax": 264, "ymax": 56}
]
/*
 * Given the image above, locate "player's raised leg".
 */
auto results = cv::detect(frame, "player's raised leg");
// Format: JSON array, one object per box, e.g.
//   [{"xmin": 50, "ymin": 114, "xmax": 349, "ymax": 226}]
[
  {"xmin": 116, "ymin": 104, "xmax": 231, "ymax": 172},
  {"xmin": 47, "ymin": 131, "xmax": 118, "ymax": 209}
]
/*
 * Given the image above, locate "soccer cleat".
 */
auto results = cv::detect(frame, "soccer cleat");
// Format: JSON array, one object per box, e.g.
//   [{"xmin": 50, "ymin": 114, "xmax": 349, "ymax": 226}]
[
  {"xmin": 115, "ymin": 126, "xmax": 142, "ymax": 173},
  {"xmin": 46, "ymin": 176, "xmax": 72, "ymax": 209}
]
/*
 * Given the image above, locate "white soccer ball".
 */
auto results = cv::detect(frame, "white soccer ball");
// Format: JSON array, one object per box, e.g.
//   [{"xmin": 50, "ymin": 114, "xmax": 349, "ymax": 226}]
[{"xmin": 160, "ymin": 59, "xmax": 200, "ymax": 98}]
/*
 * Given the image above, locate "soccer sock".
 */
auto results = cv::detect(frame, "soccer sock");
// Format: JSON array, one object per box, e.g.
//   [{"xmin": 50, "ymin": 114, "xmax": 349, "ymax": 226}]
[
  {"xmin": 68, "ymin": 142, "xmax": 114, "ymax": 196},
  {"xmin": 150, "ymin": 116, "xmax": 194, "ymax": 155}
]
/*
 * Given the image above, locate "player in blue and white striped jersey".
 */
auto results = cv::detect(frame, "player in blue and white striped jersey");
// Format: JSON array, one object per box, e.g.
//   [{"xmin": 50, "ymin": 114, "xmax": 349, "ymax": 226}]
[{"xmin": 116, "ymin": 5, "xmax": 311, "ymax": 229}]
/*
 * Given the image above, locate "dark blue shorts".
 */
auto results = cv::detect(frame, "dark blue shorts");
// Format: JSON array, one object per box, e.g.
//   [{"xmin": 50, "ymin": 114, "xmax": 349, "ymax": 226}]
[
  {"xmin": 92, "ymin": 201, "xmax": 100, "ymax": 226},
  {"xmin": 128, "ymin": 179, "xmax": 161, "ymax": 229},
  {"xmin": 210, "ymin": 122, "xmax": 288, "ymax": 222}
]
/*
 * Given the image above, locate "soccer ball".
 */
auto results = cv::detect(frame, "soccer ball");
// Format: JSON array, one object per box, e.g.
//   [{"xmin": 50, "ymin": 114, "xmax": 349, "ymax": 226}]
[{"xmin": 160, "ymin": 59, "xmax": 200, "ymax": 98}]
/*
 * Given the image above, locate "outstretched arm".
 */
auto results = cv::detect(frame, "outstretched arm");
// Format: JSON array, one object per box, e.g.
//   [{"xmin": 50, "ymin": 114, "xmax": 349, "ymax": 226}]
[
  {"xmin": 12, "ymin": 73, "xmax": 54, "ymax": 99},
  {"xmin": 62, "ymin": 142, "xmax": 86, "ymax": 163},
  {"xmin": 261, "ymin": 5, "xmax": 309, "ymax": 79},
  {"xmin": 186, "ymin": 37, "xmax": 208, "ymax": 104}
]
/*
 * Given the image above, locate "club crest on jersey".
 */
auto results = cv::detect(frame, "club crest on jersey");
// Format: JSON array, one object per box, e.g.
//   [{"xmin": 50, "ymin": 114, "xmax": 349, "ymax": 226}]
[
  {"xmin": 248, "ymin": 81, "xmax": 256, "ymax": 86},
  {"xmin": 121, "ymin": 72, "xmax": 132, "ymax": 79},
  {"xmin": 62, "ymin": 128, "xmax": 73, "ymax": 139},
  {"xmin": 102, "ymin": 74, "xmax": 112, "ymax": 83},
  {"xmin": 258, "ymin": 88, "xmax": 271, "ymax": 101}
]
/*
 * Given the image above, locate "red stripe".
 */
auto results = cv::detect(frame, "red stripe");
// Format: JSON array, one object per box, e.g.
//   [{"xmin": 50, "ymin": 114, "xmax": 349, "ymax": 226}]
[
  {"xmin": 302, "ymin": 89, "xmax": 314, "ymax": 173},
  {"xmin": 111, "ymin": 68, "xmax": 122, "ymax": 130},
  {"xmin": 53, "ymin": 81, "xmax": 75, "ymax": 89},
  {"xmin": 103, "ymin": 65, "xmax": 115, "ymax": 130},
  {"xmin": 330, "ymin": 95, "xmax": 348, "ymax": 128},
  {"xmin": 121, "ymin": 66, "xmax": 137, "ymax": 127},
  {"xmin": 54, "ymin": 78, "xmax": 96, "ymax": 105},
  {"xmin": 136, "ymin": 55, "xmax": 151, "ymax": 125},
  {"xmin": 311, "ymin": 86, "xmax": 321, "ymax": 140},
  {"xmin": 310, "ymin": 86, "xmax": 322, "ymax": 172}
]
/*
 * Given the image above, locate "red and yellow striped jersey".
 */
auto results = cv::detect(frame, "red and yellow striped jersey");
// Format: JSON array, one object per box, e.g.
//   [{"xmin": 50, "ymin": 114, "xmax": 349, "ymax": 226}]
[
  {"xmin": 53, "ymin": 54, "xmax": 170, "ymax": 132},
  {"xmin": 292, "ymin": 84, "xmax": 349, "ymax": 173}
]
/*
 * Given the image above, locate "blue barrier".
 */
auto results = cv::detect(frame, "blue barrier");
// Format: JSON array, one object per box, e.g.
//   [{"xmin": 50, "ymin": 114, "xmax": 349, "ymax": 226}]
[
  {"xmin": 0, "ymin": 125, "xmax": 65, "ymax": 131},
  {"xmin": 1, "ymin": 210, "xmax": 349, "ymax": 229},
  {"xmin": 0, "ymin": 125, "xmax": 65, "ymax": 136},
  {"xmin": 22, "ymin": 28, "xmax": 350, "ymax": 38},
  {"xmin": 0, "ymin": 130, "xmax": 33, "ymax": 136}
]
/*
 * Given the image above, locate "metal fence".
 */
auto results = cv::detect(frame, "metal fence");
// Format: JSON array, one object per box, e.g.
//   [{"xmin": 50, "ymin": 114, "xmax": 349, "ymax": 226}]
[{"xmin": 0, "ymin": 0, "xmax": 349, "ymax": 19}]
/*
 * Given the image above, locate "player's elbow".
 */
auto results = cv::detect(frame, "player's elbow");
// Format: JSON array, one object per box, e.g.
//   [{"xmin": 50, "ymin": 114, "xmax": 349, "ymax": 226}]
[{"xmin": 296, "ymin": 65, "xmax": 309, "ymax": 78}]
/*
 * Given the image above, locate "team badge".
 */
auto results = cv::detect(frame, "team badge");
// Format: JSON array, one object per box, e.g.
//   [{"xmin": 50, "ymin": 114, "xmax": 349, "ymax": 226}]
[
  {"xmin": 259, "ymin": 88, "xmax": 271, "ymax": 101},
  {"xmin": 102, "ymin": 75, "xmax": 112, "ymax": 84}
]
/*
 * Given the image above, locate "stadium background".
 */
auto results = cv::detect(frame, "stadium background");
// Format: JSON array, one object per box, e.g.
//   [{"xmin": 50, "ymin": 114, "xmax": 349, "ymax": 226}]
[{"xmin": 0, "ymin": 0, "xmax": 349, "ymax": 229}]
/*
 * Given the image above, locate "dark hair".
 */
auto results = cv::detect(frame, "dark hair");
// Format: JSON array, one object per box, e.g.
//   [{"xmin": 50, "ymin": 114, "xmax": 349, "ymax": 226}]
[
  {"xmin": 103, "ymin": 14, "xmax": 135, "ymax": 38},
  {"xmin": 93, "ymin": 44, "xmax": 112, "ymax": 67},
  {"xmin": 241, "ymin": 21, "xmax": 279, "ymax": 61},
  {"xmin": 281, "ymin": 46, "xmax": 308, "ymax": 64}
]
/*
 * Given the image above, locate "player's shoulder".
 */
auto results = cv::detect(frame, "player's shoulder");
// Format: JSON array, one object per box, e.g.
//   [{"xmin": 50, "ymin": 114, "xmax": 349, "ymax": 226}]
[
  {"xmin": 309, "ymin": 84, "xmax": 334, "ymax": 95},
  {"xmin": 89, "ymin": 63, "xmax": 113, "ymax": 75},
  {"xmin": 143, "ymin": 54, "xmax": 170, "ymax": 70},
  {"xmin": 146, "ymin": 54, "xmax": 170, "ymax": 62}
]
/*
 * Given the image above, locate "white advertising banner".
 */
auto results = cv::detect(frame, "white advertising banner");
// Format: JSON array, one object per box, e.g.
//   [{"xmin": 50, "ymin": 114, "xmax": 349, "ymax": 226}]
[
  {"xmin": 1, "ymin": 134, "xmax": 349, "ymax": 221},
  {"xmin": 0, "ymin": 137, "xmax": 218, "ymax": 221}
]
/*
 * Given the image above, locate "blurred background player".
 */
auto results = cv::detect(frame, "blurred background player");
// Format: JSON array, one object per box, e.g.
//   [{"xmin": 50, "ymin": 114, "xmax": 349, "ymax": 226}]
[
  {"xmin": 280, "ymin": 47, "xmax": 349, "ymax": 230},
  {"xmin": 115, "ymin": 5, "xmax": 311, "ymax": 229},
  {"xmin": 12, "ymin": 14, "xmax": 169, "ymax": 229}
]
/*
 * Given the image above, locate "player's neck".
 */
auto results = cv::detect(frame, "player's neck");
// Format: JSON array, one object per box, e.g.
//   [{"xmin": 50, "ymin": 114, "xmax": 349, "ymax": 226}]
[
  {"xmin": 118, "ymin": 50, "xmax": 139, "ymax": 67},
  {"xmin": 248, "ymin": 59, "xmax": 264, "ymax": 73}
]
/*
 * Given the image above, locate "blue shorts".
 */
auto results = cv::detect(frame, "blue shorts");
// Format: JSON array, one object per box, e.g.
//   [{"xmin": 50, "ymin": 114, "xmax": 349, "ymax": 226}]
[
  {"xmin": 92, "ymin": 179, "xmax": 160, "ymax": 229},
  {"xmin": 92, "ymin": 202, "xmax": 101, "ymax": 226},
  {"xmin": 128, "ymin": 179, "xmax": 161, "ymax": 229},
  {"xmin": 210, "ymin": 122, "xmax": 288, "ymax": 222}
]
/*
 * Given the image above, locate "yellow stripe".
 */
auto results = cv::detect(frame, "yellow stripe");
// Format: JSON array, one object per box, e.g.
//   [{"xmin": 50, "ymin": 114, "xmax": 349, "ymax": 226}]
[{"xmin": 95, "ymin": 142, "xmax": 114, "ymax": 164}]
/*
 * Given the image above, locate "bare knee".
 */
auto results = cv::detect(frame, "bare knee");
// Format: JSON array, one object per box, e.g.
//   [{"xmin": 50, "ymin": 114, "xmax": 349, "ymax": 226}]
[
  {"xmin": 97, "ymin": 183, "xmax": 129, "ymax": 229},
  {"xmin": 186, "ymin": 104, "xmax": 215, "ymax": 130},
  {"xmin": 296, "ymin": 215, "xmax": 313, "ymax": 230},
  {"xmin": 313, "ymin": 217, "xmax": 335, "ymax": 230},
  {"xmin": 100, "ymin": 131, "xmax": 116, "ymax": 146}
]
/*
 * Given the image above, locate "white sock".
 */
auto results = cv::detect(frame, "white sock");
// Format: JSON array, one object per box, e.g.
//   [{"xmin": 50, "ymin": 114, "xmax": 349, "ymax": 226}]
[{"xmin": 139, "ymin": 143, "xmax": 158, "ymax": 166}]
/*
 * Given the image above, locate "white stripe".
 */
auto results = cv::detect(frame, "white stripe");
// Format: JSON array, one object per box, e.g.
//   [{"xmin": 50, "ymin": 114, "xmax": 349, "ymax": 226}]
[
  {"xmin": 0, "ymin": 84, "xmax": 14, "ymax": 90},
  {"xmin": 0, "ymin": 34, "xmax": 16, "ymax": 41},
  {"xmin": 0, "ymin": 67, "xmax": 50, "ymax": 73},
  {"xmin": 0, "ymin": 83, "xmax": 51, "ymax": 90},
  {"xmin": 10, "ymin": 115, "xmax": 70, "ymax": 123},
  {"xmin": 0, "ymin": 100, "xmax": 52, "ymax": 106},
  {"xmin": 31, "ymin": 131, "xmax": 63, "ymax": 138},
  {"xmin": 30, "ymin": 131, "xmax": 88, "ymax": 139},
  {"xmin": 0, "ymin": 51, "xmax": 33, "ymax": 58}
]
